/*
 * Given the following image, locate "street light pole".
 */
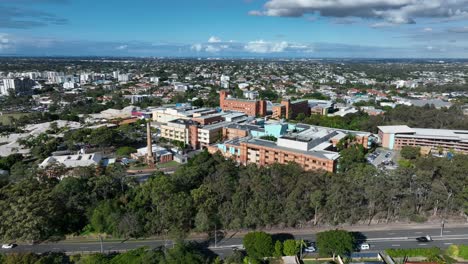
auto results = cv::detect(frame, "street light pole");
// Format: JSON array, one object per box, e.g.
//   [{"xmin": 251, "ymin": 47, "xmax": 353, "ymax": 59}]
[
  {"xmin": 99, "ymin": 235, "xmax": 103, "ymax": 253},
  {"xmin": 214, "ymin": 223, "xmax": 217, "ymax": 248},
  {"xmin": 440, "ymin": 219, "xmax": 445, "ymax": 237},
  {"xmin": 300, "ymin": 238, "xmax": 303, "ymax": 260}
]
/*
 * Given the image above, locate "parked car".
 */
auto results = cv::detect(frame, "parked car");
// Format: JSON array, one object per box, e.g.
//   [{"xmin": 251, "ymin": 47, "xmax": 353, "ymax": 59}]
[
  {"xmin": 304, "ymin": 245, "xmax": 316, "ymax": 253},
  {"xmin": 1, "ymin": 244, "xmax": 16, "ymax": 249},
  {"xmin": 416, "ymin": 235, "xmax": 433, "ymax": 242},
  {"xmin": 359, "ymin": 243, "xmax": 370, "ymax": 250}
]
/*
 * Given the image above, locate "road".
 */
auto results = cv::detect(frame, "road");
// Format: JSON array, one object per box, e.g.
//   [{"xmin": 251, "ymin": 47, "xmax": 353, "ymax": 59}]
[{"xmin": 2, "ymin": 225, "xmax": 467, "ymax": 258}]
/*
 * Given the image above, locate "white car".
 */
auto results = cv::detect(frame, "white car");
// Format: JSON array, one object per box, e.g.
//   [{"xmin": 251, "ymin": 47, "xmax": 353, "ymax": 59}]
[
  {"xmin": 359, "ymin": 243, "xmax": 370, "ymax": 250},
  {"xmin": 304, "ymin": 246, "xmax": 316, "ymax": 253},
  {"xmin": 2, "ymin": 244, "xmax": 15, "ymax": 249}
]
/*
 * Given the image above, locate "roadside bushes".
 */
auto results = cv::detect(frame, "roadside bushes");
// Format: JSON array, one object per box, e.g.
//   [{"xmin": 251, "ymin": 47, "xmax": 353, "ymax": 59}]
[
  {"xmin": 446, "ymin": 245, "xmax": 468, "ymax": 260},
  {"xmin": 460, "ymin": 245, "xmax": 468, "ymax": 259},
  {"xmin": 386, "ymin": 247, "xmax": 441, "ymax": 258}
]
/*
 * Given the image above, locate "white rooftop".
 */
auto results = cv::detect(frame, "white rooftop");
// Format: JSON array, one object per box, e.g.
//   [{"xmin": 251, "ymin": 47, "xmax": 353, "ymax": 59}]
[
  {"xmin": 40, "ymin": 152, "xmax": 102, "ymax": 168},
  {"xmin": 402, "ymin": 128, "xmax": 468, "ymax": 141},
  {"xmin": 378, "ymin": 125, "xmax": 415, "ymax": 134}
]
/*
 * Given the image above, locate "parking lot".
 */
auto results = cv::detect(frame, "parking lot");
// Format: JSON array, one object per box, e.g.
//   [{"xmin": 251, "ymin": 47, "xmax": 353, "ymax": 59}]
[{"xmin": 367, "ymin": 149, "xmax": 398, "ymax": 169}]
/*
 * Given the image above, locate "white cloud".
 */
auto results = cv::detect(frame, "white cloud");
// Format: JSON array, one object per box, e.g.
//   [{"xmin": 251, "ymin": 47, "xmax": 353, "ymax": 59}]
[
  {"xmin": 250, "ymin": 0, "xmax": 468, "ymax": 25},
  {"xmin": 423, "ymin": 27, "xmax": 433, "ymax": 32},
  {"xmin": 191, "ymin": 43, "xmax": 203, "ymax": 52},
  {"xmin": 244, "ymin": 40, "xmax": 289, "ymax": 53},
  {"xmin": 208, "ymin": 36, "xmax": 221, "ymax": 43},
  {"xmin": 448, "ymin": 26, "xmax": 468, "ymax": 33},
  {"xmin": 371, "ymin": 22, "xmax": 396, "ymax": 28},
  {"xmin": 0, "ymin": 33, "xmax": 12, "ymax": 51},
  {"xmin": 115, "ymin": 45, "xmax": 128, "ymax": 50},
  {"xmin": 426, "ymin": 45, "xmax": 433, "ymax": 50},
  {"xmin": 205, "ymin": 45, "xmax": 221, "ymax": 53},
  {"xmin": 248, "ymin": 10, "xmax": 263, "ymax": 16}
]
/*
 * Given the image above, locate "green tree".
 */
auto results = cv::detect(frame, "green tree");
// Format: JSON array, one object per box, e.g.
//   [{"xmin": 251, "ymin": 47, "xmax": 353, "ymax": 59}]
[
  {"xmin": 258, "ymin": 89, "xmax": 279, "ymax": 101},
  {"xmin": 73, "ymin": 253, "xmax": 110, "ymax": 264},
  {"xmin": 0, "ymin": 178, "xmax": 63, "ymax": 242},
  {"xmin": 274, "ymin": 240, "xmax": 283, "ymax": 257},
  {"xmin": 109, "ymin": 247, "xmax": 162, "ymax": 264},
  {"xmin": 283, "ymin": 239, "xmax": 300, "ymax": 256},
  {"xmin": 225, "ymin": 249, "xmax": 245, "ymax": 264},
  {"xmin": 115, "ymin": 146, "xmax": 137, "ymax": 157},
  {"xmin": 52, "ymin": 176, "xmax": 92, "ymax": 235},
  {"xmin": 90, "ymin": 200, "xmax": 122, "ymax": 235},
  {"xmin": 160, "ymin": 242, "xmax": 207, "ymax": 264},
  {"xmin": 243, "ymin": 231, "xmax": 273, "ymax": 259},
  {"xmin": 400, "ymin": 146, "xmax": 421, "ymax": 160},
  {"xmin": 316, "ymin": 230, "xmax": 355, "ymax": 257},
  {"xmin": 35, "ymin": 252, "xmax": 69, "ymax": 264},
  {"xmin": 338, "ymin": 145, "xmax": 366, "ymax": 173},
  {"xmin": 309, "ymin": 190, "xmax": 324, "ymax": 225},
  {"xmin": 3, "ymin": 252, "xmax": 39, "ymax": 264}
]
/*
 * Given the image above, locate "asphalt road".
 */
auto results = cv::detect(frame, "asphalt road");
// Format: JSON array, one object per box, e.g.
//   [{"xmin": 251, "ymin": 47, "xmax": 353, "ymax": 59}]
[{"xmin": 2, "ymin": 225, "xmax": 467, "ymax": 258}]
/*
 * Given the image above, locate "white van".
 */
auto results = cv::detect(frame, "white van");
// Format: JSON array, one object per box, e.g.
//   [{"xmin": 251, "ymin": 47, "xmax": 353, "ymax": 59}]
[{"xmin": 360, "ymin": 243, "xmax": 370, "ymax": 250}]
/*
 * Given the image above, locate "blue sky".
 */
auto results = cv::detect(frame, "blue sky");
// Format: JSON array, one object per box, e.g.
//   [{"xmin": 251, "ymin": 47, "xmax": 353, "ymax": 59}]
[{"xmin": 0, "ymin": 0, "xmax": 468, "ymax": 58}]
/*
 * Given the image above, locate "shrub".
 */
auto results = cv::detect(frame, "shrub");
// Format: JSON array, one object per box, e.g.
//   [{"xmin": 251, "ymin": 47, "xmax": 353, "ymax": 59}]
[
  {"xmin": 283, "ymin": 240, "xmax": 300, "ymax": 256},
  {"xmin": 459, "ymin": 245, "xmax": 468, "ymax": 260},
  {"xmin": 409, "ymin": 214, "xmax": 427, "ymax": 223},
  {"xmin": 274, "ymin": 240, "xmax": 283, "ymax": 257},
  {"xmin": 446, "ymin": 245, "xmax": 459, "ymax": 258},
  {"xmin": 386, "ymin": 247, "xmax": 441, "ymax": 258}
]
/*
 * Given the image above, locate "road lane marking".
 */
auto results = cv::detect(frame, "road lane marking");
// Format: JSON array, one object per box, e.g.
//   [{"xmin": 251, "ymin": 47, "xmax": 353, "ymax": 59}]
[
  {"xmin": 419, "ymin": 244, "xmax": 427, "ymax": 246},
  {"xmin": 415, "ymin": 232, "xmax": 423, "ymax": 234},
  {"xmin": 388, "ymin": 232, "xmax": 396, "ymax": 235},
  {"xmin": 444, "ymin": 231, "xmax": 452, "ymax": 233},
  {"xmin": 444, "ymin": 243, "xmax": 453, "ymax": 245},
  {"xmin": 391, "ymin": 244, "xmax": 400, "ymax": 247}
]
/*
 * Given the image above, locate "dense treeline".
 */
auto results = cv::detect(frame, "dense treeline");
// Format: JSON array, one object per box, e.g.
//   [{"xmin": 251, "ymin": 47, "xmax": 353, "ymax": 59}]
[
  {"xmin": 296, "ymin": 105, "xmax": 468, "ymax": 132},
  {"xmin": 0, "ymin": 244, "xmax": 219, "ymax": 264},
  {"xmin": 0, "ymin": 151, "xmax": 467, "ymax": 243}
]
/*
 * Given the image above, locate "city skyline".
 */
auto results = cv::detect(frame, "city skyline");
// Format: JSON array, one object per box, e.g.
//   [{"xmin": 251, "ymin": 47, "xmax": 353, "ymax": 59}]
[{"xmin": 1, "ymin": 0, "xmax": 468, "ymax": 58}]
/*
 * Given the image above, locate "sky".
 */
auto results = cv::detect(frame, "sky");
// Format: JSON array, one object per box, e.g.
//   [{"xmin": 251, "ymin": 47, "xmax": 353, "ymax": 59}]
[{"xmin": 0, "ymin": 0, "xmax": 468, "ymax": 58}]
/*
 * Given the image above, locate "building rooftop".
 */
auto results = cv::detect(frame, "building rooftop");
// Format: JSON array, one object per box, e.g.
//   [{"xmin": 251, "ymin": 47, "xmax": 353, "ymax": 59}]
[
  {"xmin": 409, "ymin": 99, "xmax": 452, "ymax": 108},
  {"xmin": 192, "ymin": 113, "xmax": 224, "ymax": 120},
  {"xmin": 167, "ymin": 118, "xmax": 197, "ymax": 126},
  {"xmin": 225, "ymin": 97, "xmax": 259, "ymax": 103},
  {"xmin": 400, "ymin": 128, "xmax": 468, "ymax": 141},
  {"xmin": 378, "ymin": 125, "xmax": 415, "ymax": 134},
  {"xmin": 201, "ymin": 121, "xmax": 233, "ymax": 131},
  {"xmin": 40, "ymin": 152, "xmax": 103, "ymax": 168},
  {"xmin": 226, "ymin": 123, "xmax": 262, "ymax": 131},
  {"xmin": 246, "ymin": 138, "xmax": 340, "ymax": 160}
]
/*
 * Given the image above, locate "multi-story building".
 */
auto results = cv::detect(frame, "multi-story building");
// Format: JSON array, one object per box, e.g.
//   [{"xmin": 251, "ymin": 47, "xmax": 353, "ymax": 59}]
[
  {"xmin": 219, "ymin": 90, "xmax": 267, "ymax": 117},
  {"xmin": 272, "ymin": 99, "xmax": 310, "ymax": 119},
  {"xmin": 192, "ymin": 113, "xmax": 225, "ymax": 126},
  {"xmin": 160, "ymin": 119, "xmax": 196, "ymax": 145},
  {"xmin": 118, "ymin": 73, "xmax": 131, "ymax": 82},
  {"xmin": 0, "ymin": 78, "xmax": 35, "ymax": 96},
  {"xmin": 210, "ymin": 123, "xmax": 375, "ymax": 172},
  {"xmin": 378, "ymin": 125, "xmax": 468, "ymax": 154},
  {"xmin": 309, "ymin": 100, "xmax": 335, "ymax": 116},
  {"xmin": 153, "ymin": 107, "xmax": 217, "ymax": 123},
  {"xmin": 190, "ymin": 121, "xmax": 232, "ymax": 149}
]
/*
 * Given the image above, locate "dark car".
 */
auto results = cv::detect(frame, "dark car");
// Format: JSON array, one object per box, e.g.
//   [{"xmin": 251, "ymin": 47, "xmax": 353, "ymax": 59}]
[{"xmin": 416, "ymin": 235, "xmax": 432, "ymax": 242}]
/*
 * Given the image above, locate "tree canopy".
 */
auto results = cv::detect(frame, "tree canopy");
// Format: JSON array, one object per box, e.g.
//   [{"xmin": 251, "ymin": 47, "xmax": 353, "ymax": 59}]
[{"xmin": 316, "ymin": 230, "xmax": 355, "ymax": 257}]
